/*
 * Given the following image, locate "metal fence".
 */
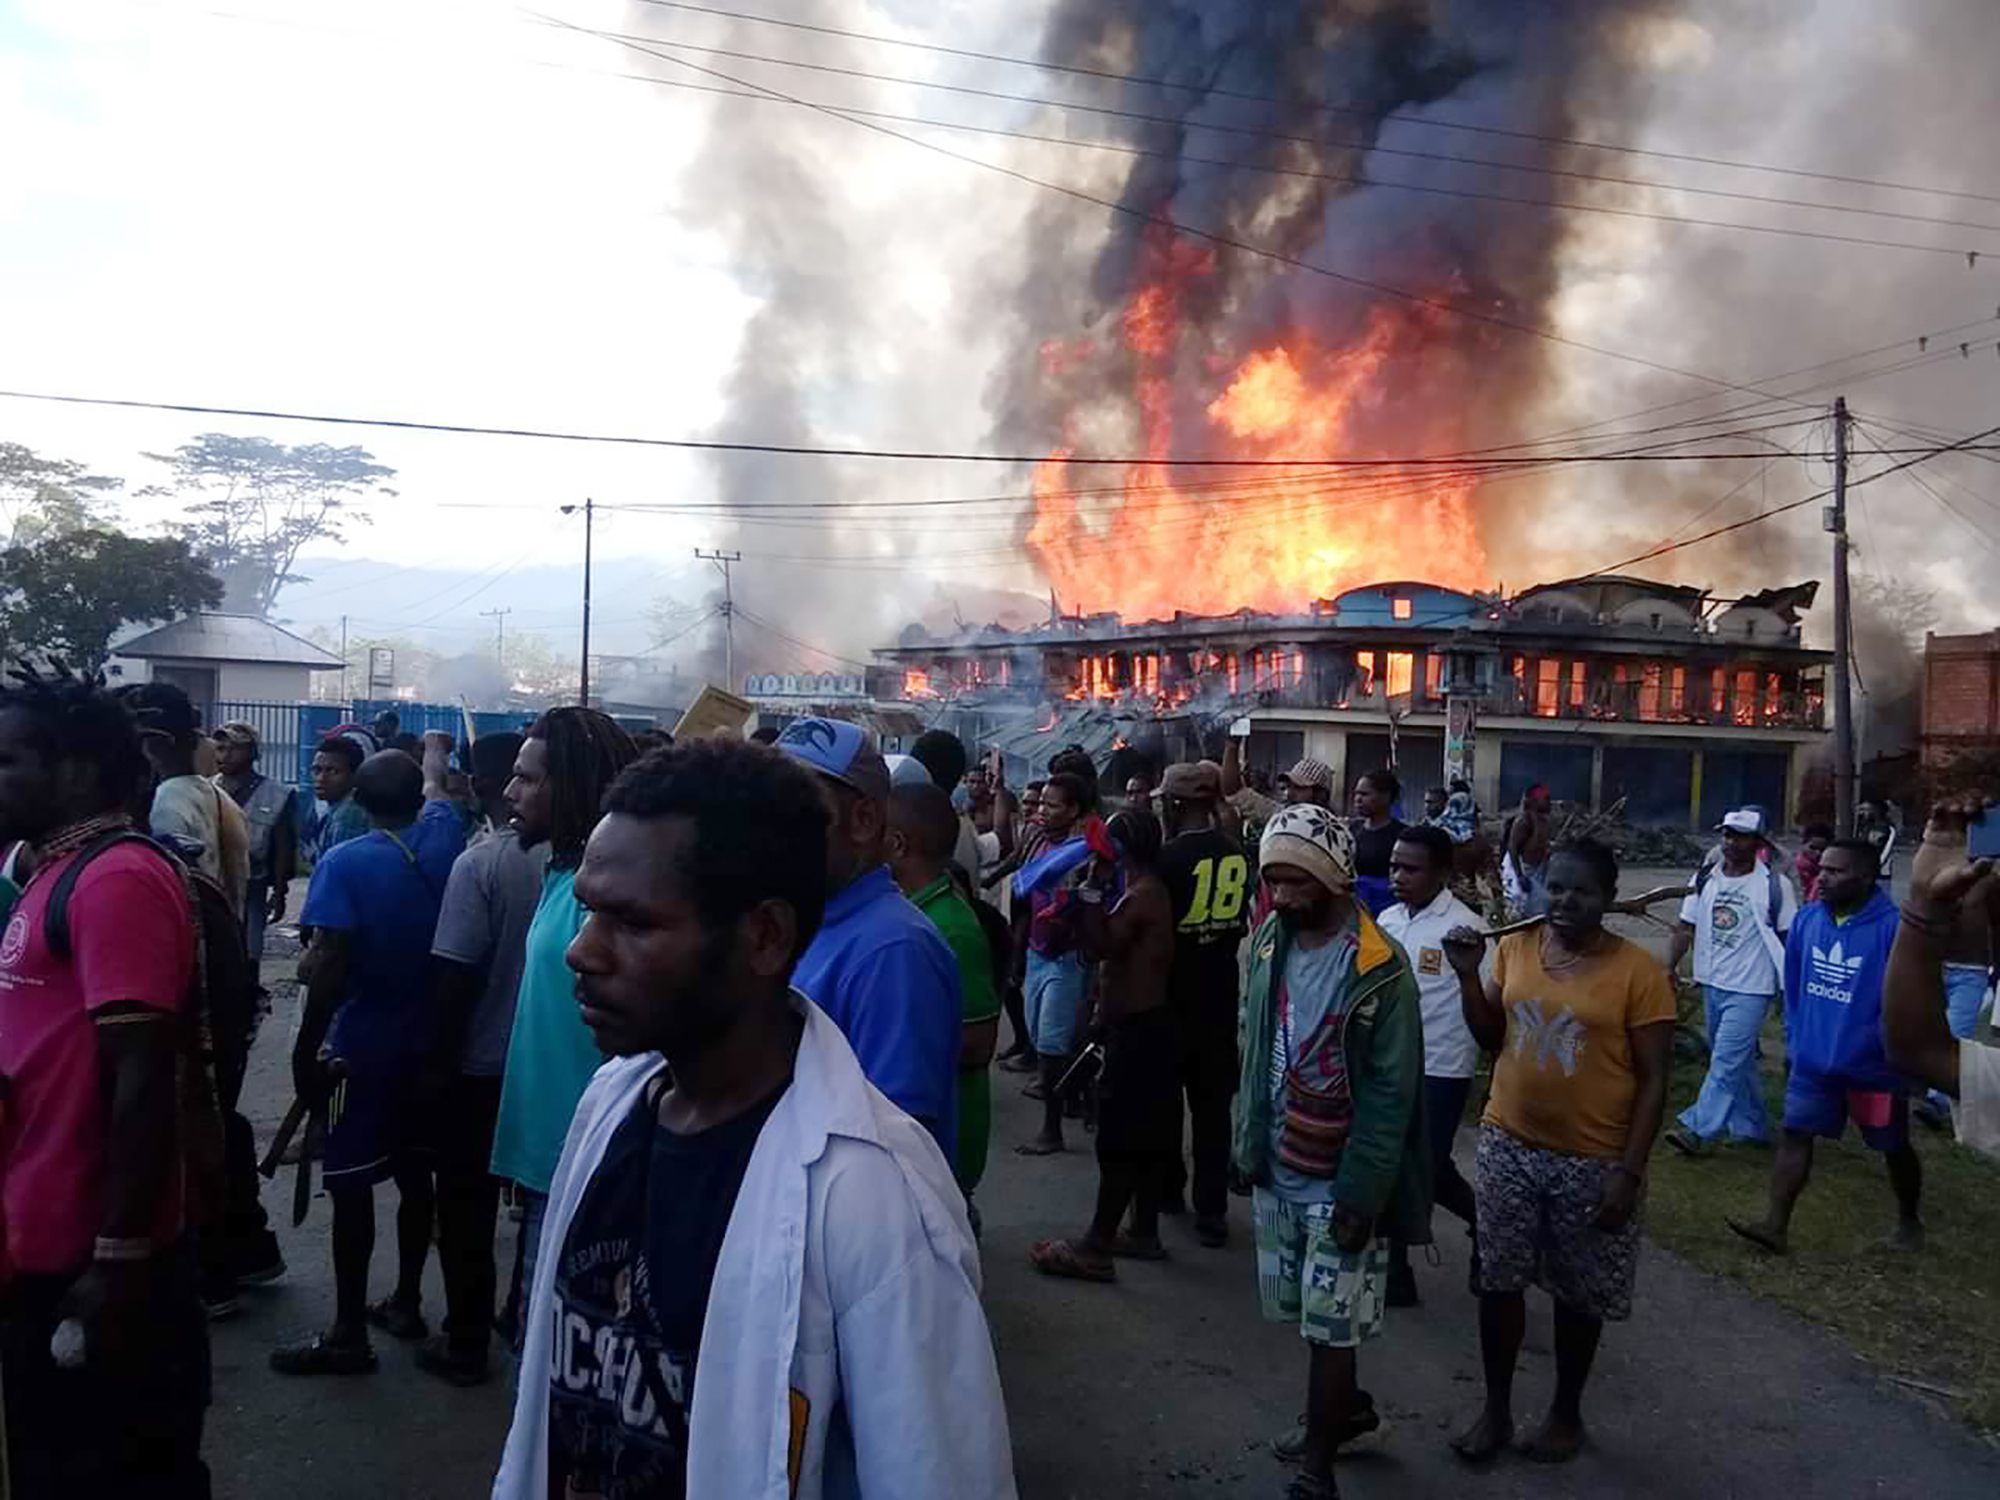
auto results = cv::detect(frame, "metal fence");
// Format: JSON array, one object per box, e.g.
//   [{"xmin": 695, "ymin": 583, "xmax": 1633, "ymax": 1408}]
[{"xmin": 195, "ymin": 699, "xmax": 662, "ymax": 796}]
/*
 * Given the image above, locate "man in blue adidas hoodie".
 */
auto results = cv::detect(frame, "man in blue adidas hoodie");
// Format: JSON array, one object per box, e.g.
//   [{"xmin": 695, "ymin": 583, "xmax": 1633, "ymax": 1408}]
[{"xmin": 1727, "ymin": 838, "xmax": 1923, "ymax": 1255}]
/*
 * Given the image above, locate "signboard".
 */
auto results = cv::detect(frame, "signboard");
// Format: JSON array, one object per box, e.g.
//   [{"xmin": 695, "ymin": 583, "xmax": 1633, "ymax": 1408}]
[
  {"xmin": 367, "ymin": 647, "xmax": 395, "ymax": 694},
  {"xmin": 674, "ymin": 684, "xmax": 758, "ymax": 741},
  {"xmin": 1445, "ymin": 694, "xmax": 1476, "ymax": 787}
]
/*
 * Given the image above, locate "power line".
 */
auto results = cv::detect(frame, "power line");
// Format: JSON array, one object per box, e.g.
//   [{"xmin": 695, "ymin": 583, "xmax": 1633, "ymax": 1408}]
[
  {"xmin": 8, "ymin": 386, "xmax": 1945, "ymax": 467},
  {"xmin": 619, "ymin": 0, "xmax": 2000, "ymax": 209},
  {"xmin": 582, "ymin": 22, "xmax": 2000, "ymax": 241},
  {"xmin": 519, "ymin": 41, "xmax": 1997, "ymax": 260},
  {"xmin": 733, "ymin": 607, "xmax": 875, "ymax": 671},
  {"xmin": 1588, "ymin": 421, "xmax": 2000, "ymax": 575},
  {"xmin": 546, "ymin": 13, "xmax": 1918, "ymax": 405}
]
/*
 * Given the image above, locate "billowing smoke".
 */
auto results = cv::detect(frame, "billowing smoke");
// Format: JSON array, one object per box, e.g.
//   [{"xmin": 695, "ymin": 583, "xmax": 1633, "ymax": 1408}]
[{"xmin": 989, "ymin": 0, "xmax": 2000, "ymax": 629}]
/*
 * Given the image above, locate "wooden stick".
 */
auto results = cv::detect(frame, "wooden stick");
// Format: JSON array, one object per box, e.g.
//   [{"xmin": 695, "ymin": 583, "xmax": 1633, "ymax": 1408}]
[{"xmin": 1478, "ymin": 884, "xmax": 1689, "ymax": 941}]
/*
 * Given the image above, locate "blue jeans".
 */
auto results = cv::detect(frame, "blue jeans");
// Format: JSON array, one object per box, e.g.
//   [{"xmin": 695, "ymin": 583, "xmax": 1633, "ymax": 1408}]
[
  {"xmin": 1677, "ymin": 985, "xmax": 1773, "ymax": 1144},
  {"xmin": 1945, "ymin": 963, "xmax": 1990, "ymax": 1039},
  {"xmin": 1024, "ymin": 950, "xmax": 1089, "ymax": 1056},
  {"xmin": 1926, "ymin": 965, "xmax": 1992, "ymax": 1114}
]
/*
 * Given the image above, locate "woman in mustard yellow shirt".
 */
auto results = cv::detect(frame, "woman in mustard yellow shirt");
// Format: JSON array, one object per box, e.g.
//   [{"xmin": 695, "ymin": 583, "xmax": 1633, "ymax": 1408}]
[{"xmin": 1442, "ymin": 838, "xmax": 1675, "ymax": 1466}]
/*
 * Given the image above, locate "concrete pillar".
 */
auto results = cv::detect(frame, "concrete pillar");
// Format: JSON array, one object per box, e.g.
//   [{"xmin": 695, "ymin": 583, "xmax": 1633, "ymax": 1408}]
[
  {"xmin": 1589, "ymin": 741, "xmax": 1605, "ymax": 814},
  {"xmin": 1474, "ymin": 736, "xmax": 1504, "ymax": 817},
  {"xmin": 1689, "ymin": 748, "xmax": 1705, "ymax": 829}
]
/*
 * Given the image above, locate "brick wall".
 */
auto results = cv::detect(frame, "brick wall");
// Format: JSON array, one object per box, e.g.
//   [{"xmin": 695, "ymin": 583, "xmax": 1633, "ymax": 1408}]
[{"xmin": 1922, "ymin": 632, "xmax": 2000, "ymax": 762}]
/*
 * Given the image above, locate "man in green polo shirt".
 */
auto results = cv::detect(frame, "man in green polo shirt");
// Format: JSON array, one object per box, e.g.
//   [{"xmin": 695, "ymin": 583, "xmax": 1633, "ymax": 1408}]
[{"xmin": 888, "ymin": 781, "xmax": 1002, "ymax": 1206}]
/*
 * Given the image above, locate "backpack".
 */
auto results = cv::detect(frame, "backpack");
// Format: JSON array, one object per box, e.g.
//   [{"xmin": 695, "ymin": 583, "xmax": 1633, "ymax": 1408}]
[
  {"xmin": 1692, "ymin": 854, "xmax": 1786, "ymax": 927},
  {"xmin": 45, "ymin": 831, "xmax": 252, "ymax": 1238}
]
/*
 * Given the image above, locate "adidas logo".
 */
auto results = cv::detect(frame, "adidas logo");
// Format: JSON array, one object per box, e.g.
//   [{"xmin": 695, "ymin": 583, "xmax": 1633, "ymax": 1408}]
[{"xmin": 1806, "ymin": 940, "xmax": 1867, "ymax": 1004}]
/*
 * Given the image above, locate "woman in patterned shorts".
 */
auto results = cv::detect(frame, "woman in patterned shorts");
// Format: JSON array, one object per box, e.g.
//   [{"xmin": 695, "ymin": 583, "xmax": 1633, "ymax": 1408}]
[{"xmin": 1441, "ymin": 837, "xmax": 1676, "ymax": 1464}]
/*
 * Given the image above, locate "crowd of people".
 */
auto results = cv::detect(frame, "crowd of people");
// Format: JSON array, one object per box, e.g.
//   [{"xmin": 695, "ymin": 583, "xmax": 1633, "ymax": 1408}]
[{"xmin": 2, "ymin": 669, "xmax": 1998, "ymax": 1498}]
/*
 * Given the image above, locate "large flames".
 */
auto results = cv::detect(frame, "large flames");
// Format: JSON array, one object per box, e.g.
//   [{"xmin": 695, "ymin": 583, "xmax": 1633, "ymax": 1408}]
[{"xmin": 1026, "ymin": 230, "xmax": 1491, "ymax": 620}]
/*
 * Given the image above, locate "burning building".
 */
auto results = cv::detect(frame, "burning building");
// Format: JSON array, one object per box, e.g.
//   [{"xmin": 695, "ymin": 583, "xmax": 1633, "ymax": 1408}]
[{"xmin": 881, "ymin": 574, "xmax": 1828, "ymax": 829}]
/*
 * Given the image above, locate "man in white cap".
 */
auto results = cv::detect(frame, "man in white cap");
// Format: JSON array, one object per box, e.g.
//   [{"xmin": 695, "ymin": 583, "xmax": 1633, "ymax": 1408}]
[
  {"xmin": 1665, "ymin": 807, "xmax": 1797, "ymax": 1157},
  {"xmin": 1233, "ymin": 804, "xmax": 1429, "ymax": 1500}
]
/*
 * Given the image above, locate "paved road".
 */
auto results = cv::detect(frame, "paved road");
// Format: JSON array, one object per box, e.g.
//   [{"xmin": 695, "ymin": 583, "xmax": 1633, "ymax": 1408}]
[{"xmin": 208, "ymin": 905, "xmax": 1998, "ymax": 1497}]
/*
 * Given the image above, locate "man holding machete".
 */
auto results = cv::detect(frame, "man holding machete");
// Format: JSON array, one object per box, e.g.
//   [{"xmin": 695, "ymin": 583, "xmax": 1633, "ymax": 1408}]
[{"xmin": 271, "ymin": 744, "xmax": 463, "ymax": 1377}]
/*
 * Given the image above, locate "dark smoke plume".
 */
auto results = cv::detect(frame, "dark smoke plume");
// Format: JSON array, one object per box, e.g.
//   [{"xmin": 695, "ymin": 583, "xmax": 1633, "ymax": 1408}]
[{"xmin": 993, "ymin": 0, "xmax": 1683, "ymax": 494}]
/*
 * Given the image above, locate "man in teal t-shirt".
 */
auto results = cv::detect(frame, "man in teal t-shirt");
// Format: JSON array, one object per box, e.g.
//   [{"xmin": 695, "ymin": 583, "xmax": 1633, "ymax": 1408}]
[{"xmin": 487, "ymin": 708, "xmax": 638, "ymax": 1338}]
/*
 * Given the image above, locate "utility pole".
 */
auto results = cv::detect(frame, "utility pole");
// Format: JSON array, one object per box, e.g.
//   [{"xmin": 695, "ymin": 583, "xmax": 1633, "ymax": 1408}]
[
  {"xmin": 1828, "ymin": 397, "xmax": 1856, "ymax": 836},
  {"xmin": 339, "ymin": 614, "xmax": 349, "ymax": 705},
  {"xmin": 695, "ymin": 548, "xmax": 742, "ymax": 689},
  {"xmin": 481, "ymin": 606, "xmax": 511, "ymax": 664},
  {"xmin": 562, "ymin": 499, "xmax": 595, "ymax": 706}
]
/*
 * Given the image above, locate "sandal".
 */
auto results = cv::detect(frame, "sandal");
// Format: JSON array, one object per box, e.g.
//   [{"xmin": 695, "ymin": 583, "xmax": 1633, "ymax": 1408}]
[
  {"xmin": 365, "ymin": 1296, "xmax": 430, "ymax": 1341},
  {"xmin": 270, "ymin": 1332, "xmax": 378, "ymax": 1377},
  {"xmin": 1028, "ymin": 1238, "xmax": 1116, "ymax": 1284}
]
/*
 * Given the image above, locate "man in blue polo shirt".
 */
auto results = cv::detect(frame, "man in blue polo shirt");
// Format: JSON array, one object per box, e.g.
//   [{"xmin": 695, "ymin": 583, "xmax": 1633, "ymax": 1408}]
[{"xmin": 779, "ymin": 718, "xmax": 962, "ymax": 1165}]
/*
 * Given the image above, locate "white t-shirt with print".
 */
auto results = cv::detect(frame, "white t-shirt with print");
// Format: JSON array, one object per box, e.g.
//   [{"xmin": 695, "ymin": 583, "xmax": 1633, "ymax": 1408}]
[
  {"xmin": 1678, "ymin": 866, "xmax": 1797, "ymax": 996},
  {"xmin": 1379, "ymin": 889, "xmax": 1485, "ymax": 1079}
]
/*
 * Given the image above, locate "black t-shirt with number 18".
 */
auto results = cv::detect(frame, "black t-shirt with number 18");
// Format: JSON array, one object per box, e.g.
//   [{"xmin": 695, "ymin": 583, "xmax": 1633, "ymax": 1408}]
[
  {"xmin": 1158, "ymin": 827, "xmax": 1252, "ymax": 1023},
  {"xmin": 546, "ymin": 1071, "xmax": 787, "ymax": 1499}
]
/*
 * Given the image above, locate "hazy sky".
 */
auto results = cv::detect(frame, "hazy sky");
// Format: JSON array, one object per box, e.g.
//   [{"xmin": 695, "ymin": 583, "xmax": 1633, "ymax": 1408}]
[{"xmin": 3, "ymin": 0, "xmax": 1996, "ymax": 666}]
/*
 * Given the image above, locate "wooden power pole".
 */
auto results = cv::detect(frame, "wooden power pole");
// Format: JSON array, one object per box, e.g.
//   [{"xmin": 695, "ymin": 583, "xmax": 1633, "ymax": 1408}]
[{"xmin": 1829, "ymin": 398, "xmax": 1856, "ymax": 836}]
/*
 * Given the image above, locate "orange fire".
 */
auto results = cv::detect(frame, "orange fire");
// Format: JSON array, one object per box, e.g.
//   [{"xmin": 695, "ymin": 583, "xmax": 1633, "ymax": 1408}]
[
  {"xmin": 1027, "ymin": 231, "xmax": 1489, "ymax": 619},
  {"xmin": 903, "ymin": 667, "xmax": 936, "ymax": 699}
]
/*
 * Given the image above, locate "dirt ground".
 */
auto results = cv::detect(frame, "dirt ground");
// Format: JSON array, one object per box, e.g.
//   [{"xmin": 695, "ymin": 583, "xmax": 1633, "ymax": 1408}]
[{"xmin": 203, "ymin": 874, "xmax": 2000, "ymax": 1497}]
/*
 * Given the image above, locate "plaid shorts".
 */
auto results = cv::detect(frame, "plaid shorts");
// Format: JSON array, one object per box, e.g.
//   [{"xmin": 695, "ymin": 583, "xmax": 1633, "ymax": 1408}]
[
  {"xmin": 1252, "ymin": 1188, "xmax": 1388, "ymax": 1349},
  {"xmin": 1474, "ymin": 1125, "xmax": 1643, "ymax": 1322}
]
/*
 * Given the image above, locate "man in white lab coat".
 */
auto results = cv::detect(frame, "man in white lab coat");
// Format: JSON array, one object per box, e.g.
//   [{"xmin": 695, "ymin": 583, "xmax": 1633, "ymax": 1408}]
[{"xmin": 492, "ymin": 736, "xmax": 1014, "ymax": 1500}]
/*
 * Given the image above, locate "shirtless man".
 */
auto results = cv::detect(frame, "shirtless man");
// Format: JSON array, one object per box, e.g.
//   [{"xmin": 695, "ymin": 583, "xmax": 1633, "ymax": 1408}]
[
  {"xmin": 1028, "ymin": 808, "xmax": 1177, "ymax": 1282},
  {"xmin": 1506, "ymin": 784, "xmax": 1554, "ymax": 916},
  {"xmin": 1914, "ymin": 861, "xmax": 1996, "ymax": 1127}
]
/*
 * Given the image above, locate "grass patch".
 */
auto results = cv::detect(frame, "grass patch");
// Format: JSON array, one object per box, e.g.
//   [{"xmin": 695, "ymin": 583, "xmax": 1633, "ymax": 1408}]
[{"xmin": 1645, "ymin": 1036, "xmax": 2000, "ymax": 1427}]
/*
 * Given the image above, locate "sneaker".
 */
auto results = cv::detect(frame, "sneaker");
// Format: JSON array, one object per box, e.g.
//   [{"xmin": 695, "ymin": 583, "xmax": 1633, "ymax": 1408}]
[{"xmin": 1912, "ymin": 1096, "xmax": 1951, "ymax": 1134}]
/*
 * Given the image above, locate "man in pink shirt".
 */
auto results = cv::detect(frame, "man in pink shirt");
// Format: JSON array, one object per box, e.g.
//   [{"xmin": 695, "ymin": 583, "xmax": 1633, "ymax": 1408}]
[{"xmin": 0, "ymin": 668, "xmax": 208, "ymax": 1496}]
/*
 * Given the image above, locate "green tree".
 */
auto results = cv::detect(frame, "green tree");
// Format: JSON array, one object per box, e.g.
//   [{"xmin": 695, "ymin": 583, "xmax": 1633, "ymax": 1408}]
[
  {"xmin": 0, "ymin": 442, "xmax": 122, "ymax": 546},
  {"xmin": 147, "ymin": 434, "xmax": 396, "ymax": 616},
  {"xmin": 0, "ymin": 528, "xmax": 222, "ymax": 671}
]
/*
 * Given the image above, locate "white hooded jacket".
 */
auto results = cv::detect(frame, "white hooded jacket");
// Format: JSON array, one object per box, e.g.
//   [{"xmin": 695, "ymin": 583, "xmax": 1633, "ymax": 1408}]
[{"xmin": 493, "ymin": 995, "xmax": 1017, "ymax": 1500}]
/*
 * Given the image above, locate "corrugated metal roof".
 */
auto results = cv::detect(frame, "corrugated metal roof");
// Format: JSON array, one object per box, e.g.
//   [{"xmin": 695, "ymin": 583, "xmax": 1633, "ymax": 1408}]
[{"xmin": 112, "ymin": 613, "xmax": 346, "ymax": 668}]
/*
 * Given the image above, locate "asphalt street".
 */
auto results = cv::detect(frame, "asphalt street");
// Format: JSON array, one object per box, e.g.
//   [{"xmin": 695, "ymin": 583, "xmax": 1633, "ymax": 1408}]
[{"xmin": 205, "ymin": 884, "xmax": 2000, "ymax": 1498}]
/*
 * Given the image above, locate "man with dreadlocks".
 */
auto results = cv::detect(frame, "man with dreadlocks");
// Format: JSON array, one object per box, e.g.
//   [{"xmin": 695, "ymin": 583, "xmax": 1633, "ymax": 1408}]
[
  {"xmin": 0, "ymin": 667, "xmax": 212, "ymax": 1494},
  {"xmin": 489, "ymin": 707, "xmax": 639, "ymax": 1341}
]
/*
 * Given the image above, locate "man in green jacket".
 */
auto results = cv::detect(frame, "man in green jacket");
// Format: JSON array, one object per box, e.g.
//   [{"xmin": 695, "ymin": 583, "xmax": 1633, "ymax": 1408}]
[
  {"xmin": 1233, "ymin": 804, "xmax": 1430, "ymax": 1500},
  {"xmin": 887, "ymin": 782, "xmax": 1001, "ymax": 1207}
]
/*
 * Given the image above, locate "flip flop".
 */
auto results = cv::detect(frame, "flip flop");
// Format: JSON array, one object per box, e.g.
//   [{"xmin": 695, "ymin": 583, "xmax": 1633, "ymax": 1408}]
[
  {"xmin": 1110, "ymin": 1232, "xmax": 1168, "ymax": 1261},
  {"xmin": 1015, "ymin": 1137, "xmax": 1064, "ymax": 1156},
  {"xmin": 1029, "ymin": 1238, "xmax": 1116, "ymax": 1283},
  {"xmin": 1724, "ymin": 1217, "xmax": 1788, "ymax": 1256}
]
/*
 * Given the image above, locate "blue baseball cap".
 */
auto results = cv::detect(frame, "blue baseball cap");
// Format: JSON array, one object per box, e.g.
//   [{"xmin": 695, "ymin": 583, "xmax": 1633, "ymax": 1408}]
[{"xmin": 775, "ymin": 716, "xmax": 892, "ymax": 802}]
